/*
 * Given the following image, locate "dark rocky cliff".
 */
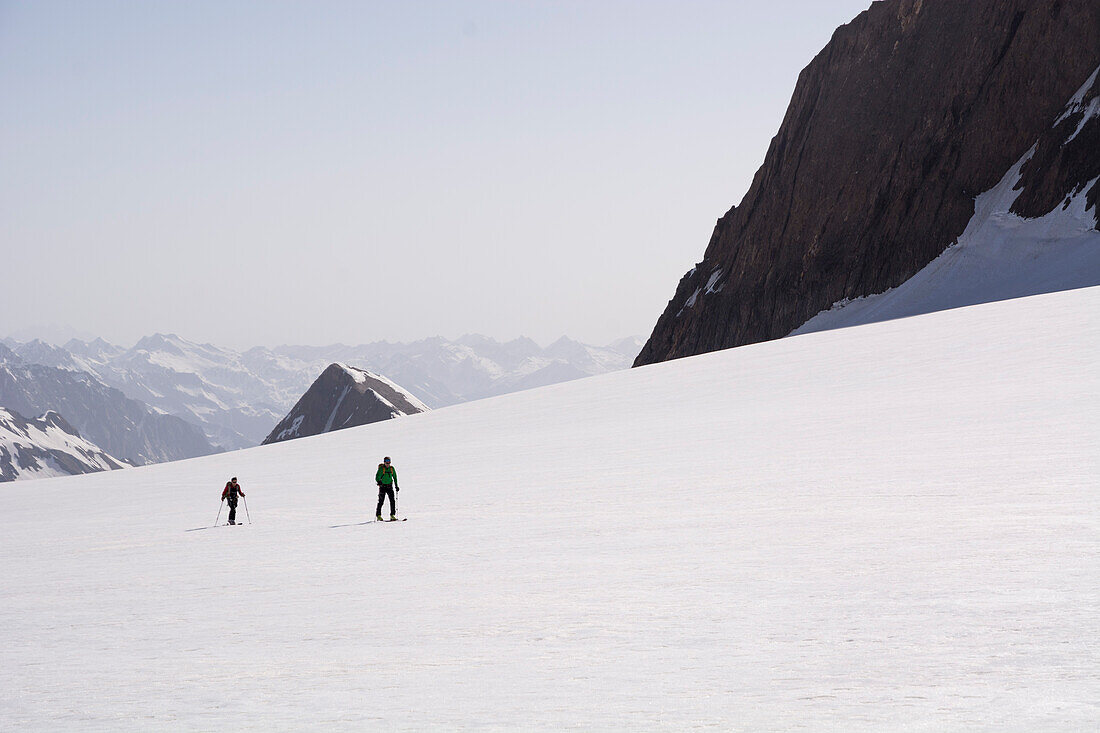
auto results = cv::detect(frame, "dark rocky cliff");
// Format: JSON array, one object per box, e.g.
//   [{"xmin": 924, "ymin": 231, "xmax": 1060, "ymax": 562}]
[
  {"xmin": 636, "ymin": 0, "xmax": 1100, "ymax": 366},
  {"xmin": 263, "ymin": 363, "xmax": 427, "ymax": 444}
]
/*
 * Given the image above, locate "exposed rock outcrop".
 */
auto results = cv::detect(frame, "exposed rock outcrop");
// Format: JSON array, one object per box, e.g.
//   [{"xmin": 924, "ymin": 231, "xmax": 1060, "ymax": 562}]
[
  {"xmin": 636, "ymin": 0, "xmax": 1100, "ymax": 366},
  {"xmin": 262, "ymin": 363, "xmax": 428, "ymax": 444}
]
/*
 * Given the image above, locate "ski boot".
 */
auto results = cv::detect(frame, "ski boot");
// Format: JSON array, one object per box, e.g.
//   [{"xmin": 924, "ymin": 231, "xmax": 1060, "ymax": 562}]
[
  {"xmin": 376, "ymin": 514, "xmax": 383, "ymax": 522},
  {"xmin": 388, "ymin": 515, "xmax": 398, "ymax": 522}
]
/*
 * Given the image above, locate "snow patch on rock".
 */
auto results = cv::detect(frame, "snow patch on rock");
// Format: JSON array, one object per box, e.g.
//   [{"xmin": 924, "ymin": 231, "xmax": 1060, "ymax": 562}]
[
  {"xmin": 0, "ymin": 407, "xmax": 129, "ymax": 481},
  {"xmin": 793, "ymin": 137, "xmax": 1100, "ymax": 336}
]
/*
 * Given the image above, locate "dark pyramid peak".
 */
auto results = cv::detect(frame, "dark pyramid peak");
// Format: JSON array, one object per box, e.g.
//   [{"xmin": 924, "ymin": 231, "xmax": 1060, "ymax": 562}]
[{"xmin": 262, "ymin": 363, "xmax": 428, "ymax": 445}]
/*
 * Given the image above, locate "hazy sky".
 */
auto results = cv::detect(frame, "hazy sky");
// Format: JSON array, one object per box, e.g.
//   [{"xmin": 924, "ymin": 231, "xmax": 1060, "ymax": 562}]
[{"xmin": 1, "ymin": 0, "xmax": 870, "ymax": 349}]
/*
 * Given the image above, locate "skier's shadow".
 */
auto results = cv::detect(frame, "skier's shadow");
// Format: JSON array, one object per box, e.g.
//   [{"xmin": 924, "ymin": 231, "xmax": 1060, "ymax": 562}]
[{"xmin": 329, "ymin": 521, "xmax": 375, "ymax": 528}]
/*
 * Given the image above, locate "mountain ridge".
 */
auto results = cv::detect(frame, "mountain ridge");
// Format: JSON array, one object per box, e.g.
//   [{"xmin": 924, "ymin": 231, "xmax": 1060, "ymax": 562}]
[
  {"xmin": 0, "ymin": 345, "xmax": 218, "ymax": 467},
  {"xmin": 0, "ymin": 406, "xmax": 129, "ymax": 482},
  {"xmin": 262, "ymin": 363, "xmax": 428, "ymax": 444},
  {"xmin": 636, "ymin": 0, "xmax": 1100, "ymax": 365},
  {"xmin": 5, "ymin": 333, "xmax": 641, "ymax": 450}
]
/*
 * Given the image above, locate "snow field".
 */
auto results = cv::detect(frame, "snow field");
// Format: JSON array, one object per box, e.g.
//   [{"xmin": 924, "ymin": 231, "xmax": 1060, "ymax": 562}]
[{"xmin": 1, "ymin": 286, "xmax": 1098, "ymax": 730}]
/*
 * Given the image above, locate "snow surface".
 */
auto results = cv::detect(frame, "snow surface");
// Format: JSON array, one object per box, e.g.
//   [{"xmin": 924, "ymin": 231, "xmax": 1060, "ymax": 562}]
[
  {"xmin": 793, "ymin": 147, "xmax": 1100, "ymax": 337},
  {"xmin": 271, "ymin": 414, "xmax": 305, "ymax": 442},
  {"xmin": 1, "ymin": 287, "xmax": 1098, "ymax": 730},
  {"xmin": 322, "ymin": 385, "xmax": 352, "ymax": 433},
  {"xmin": 704, "ymin": 268, "xmax": 724, "ymax": 294}
]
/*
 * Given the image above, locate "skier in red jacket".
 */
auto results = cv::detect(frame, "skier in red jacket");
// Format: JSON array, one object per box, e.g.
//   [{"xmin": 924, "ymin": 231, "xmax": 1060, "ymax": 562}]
[{"xmin": 221, "ymin": 477, "xmax": 245, "ymax": 525}]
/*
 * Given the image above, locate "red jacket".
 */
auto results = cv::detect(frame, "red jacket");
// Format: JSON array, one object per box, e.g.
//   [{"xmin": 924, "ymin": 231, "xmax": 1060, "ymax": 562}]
[{"xmin": 221, "ymin": 482, "xmax": 244, "ymax": 500}]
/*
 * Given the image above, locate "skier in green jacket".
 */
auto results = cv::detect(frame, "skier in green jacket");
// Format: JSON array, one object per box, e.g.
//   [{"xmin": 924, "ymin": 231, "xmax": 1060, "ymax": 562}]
[{"xmin": 375, "ymin": 456, "xmax": 399, "ymax": 521}]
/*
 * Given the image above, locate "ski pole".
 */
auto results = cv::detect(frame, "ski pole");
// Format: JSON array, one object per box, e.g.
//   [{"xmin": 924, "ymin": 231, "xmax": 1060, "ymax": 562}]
[
  {"xmin": 215, "ymin": 498, "xmax": 224, "ymax": 527},
  {"xmin": 243, "ymin": 495, "xmax": 251, "ymax": 524}
]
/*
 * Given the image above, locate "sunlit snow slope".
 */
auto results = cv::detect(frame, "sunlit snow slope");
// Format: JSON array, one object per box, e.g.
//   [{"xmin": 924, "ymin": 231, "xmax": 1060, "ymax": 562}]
[{"xmin": 2, "ymin": 287, "xmax": 1097, "ymax": 731}]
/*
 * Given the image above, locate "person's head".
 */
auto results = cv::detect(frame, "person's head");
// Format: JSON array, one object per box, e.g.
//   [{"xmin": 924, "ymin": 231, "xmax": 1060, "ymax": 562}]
[
  {"xmin": 383, "ymin": 457, "xmax": 391, "ymax": 465},
  {"xmin": 231, "ymin": 477, "xmax": 238, "ymax": 483}
]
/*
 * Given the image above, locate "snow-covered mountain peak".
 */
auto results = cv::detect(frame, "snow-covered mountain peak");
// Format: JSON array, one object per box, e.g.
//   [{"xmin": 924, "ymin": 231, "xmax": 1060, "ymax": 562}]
[
  {"xmin": 0, "ymin": 342, "xmax": 20, "ymax": 364},
  {"xmin": 0, "ymin": 405, "xmax": 129, "ymax": 481},
  {"xmin": 12, "ymin": 339, "xmax": 81, "ymax": 371},
  {"xmin": 263, "ymin": 363, "xmax": 428, "ymax": 444},
  {"xmin": 133, "ymin": 333, "xmax": 186, "ymax": 355},
  {"xmin": 544, "ymin": 335, "xmax": 589, "ymax": 359},
  {"xmin": 606, "ymin": 336, "xmax": 645, "ymax": 358},
  {"xmin": 38, "ymin": 409, "xmax": 69, "ymax": 430},
  {"xmin": 64, "ymin": 337, "xmax": 123, "ymax": 361}
]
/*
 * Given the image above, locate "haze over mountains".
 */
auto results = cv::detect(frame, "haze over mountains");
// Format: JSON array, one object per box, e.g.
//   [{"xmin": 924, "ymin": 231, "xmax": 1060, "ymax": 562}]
[
  {"xmin": 0, "ymin": 333, "xmax": 642, "ymax": 480},
  {"xmin": 0, "ymin": 342, "xmax": 217, "ymax": 467},
  {"xmin": 3, "ymin": 0, "xmax": 1099, "ymax": 725},
  {"xmin": 5, "ymin": 2, "xmax": 1098, "ymax": 483}
]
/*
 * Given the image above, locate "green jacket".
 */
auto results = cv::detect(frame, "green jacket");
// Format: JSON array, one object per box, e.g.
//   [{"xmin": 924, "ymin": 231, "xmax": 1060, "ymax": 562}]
[{"xmin": 376, "ymin": 463, "xmax": 398, "ymax": 487}]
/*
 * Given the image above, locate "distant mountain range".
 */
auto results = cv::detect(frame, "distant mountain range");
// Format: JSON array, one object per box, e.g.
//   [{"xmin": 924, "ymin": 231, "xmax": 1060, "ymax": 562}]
[
  {"xmin": 1, "ymin": 334, "xmax": 643, "ymax": 454},
  {"xmin": 0, "ymin": 343, "xmax": 218, "ymax": 468},
  {"xmin": 0, "ymin": 407, "xmax": 128, "ymax": 482}
]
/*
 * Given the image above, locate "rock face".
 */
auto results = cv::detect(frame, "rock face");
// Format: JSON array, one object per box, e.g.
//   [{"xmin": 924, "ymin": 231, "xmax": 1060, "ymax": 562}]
[
  {"xmin": 263, "ymin": 363, "xmax": 428, "ymax": 445},
  {"xmin": 789, "ymin": 67, "xmax": 1100, "ymax": 336},
  {"xmin": 0, "ymin": 344, "xmax": 218, "ymax": 466},
  {"xmin": 636, "ymin": 0, "xmax": 1100, "ymax": 366},
  {"xmin": 0, "ymin": 407, "xmax": 128, "ymax": 482},
  {"xmin": 1012, "ymin": 66, "xmax": 1100, "ymax": 219}
]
